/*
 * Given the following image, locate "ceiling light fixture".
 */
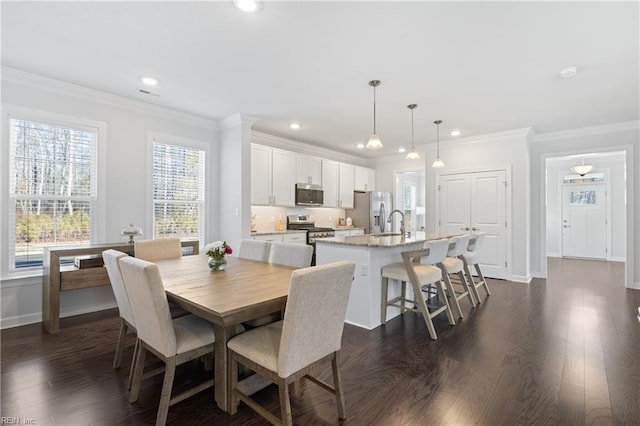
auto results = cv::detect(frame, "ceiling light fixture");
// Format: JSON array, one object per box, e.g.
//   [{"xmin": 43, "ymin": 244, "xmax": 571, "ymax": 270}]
[
  {"xmin": 233, "ymin": 0, "xmax": 260, "ymax": 12},
  {"xmin": 356, "ymin": 143, "xmax": 365, "ymax": 149},
  {"xmin": 289, "ymin": 122, "xmax": 300, "ymax": 130},
  {"xmin": 366, "ymin": 80, "xmax": 383, "ymax": 149},
  {"xmin": 559, "ymin": 66, "xmax": 578, "ymax": 79},
  {"xmin": 140, "ymin": 76, "xmax": 159, "ymax": 86},
  {"xmin": 406, "ymin": 104, "xmax": 420, "ymax": 160},
  {"xmin": 571, "ymin": 158, "xmax": 594, "ymax": 176},
  {"xmin": 398, "ymin": 147, "xmax": 406, "ymax": 153},
  {"xmin": 450, "ymin": 130, "xmax": 461, "ymax": 137},
  {"xmin": 432, "ymin": 120, "xmax": 445, "ymax": 168}
]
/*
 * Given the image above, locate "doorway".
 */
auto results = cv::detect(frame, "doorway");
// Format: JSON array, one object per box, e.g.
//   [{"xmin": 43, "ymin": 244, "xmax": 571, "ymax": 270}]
[
  {"xmin": 561, "ymin": 183, "xmax": 607, "ymax": 259},
  {"xmin": 393, "ymin": 170, "xmax": 425, "ymax": 236}
]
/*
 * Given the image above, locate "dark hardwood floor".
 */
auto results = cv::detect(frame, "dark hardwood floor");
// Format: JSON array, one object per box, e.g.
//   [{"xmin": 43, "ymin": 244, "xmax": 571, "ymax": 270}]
[{"xmin": 2, "ymin": 258, "xmax": 639, "ymax": 425}]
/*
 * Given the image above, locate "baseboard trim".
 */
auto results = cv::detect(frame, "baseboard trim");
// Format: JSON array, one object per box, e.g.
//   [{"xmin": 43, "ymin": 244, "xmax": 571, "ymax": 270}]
[
  {"xmin": 627, "ymin": 281, "xmax": 640, "ymax": 290},
  {"xmin": 546, "ymin": 252, "xmax": 562, "ymax": 258},
  {"xmin": 510, "ymin": 274, "xmax": 532, "ymax": 284},
  {"xmin": 0, "ymin": 302, "xmax": 117, "ymax": 330},
  {"xmin": 609, "ymin": 257, "xmax": 625, "ymax": 262}
]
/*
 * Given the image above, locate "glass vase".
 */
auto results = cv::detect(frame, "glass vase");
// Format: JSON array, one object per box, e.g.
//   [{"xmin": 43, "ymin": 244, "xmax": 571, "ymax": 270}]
[{"xmin": 208, "ymin": 256, "xmax": 226, "ymax": 271}]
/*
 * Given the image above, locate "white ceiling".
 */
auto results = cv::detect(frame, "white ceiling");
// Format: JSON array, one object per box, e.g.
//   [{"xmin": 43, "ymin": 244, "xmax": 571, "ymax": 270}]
[{"xmin": 2, "ymin": 1, "xmax": 638, "ymax": 158}]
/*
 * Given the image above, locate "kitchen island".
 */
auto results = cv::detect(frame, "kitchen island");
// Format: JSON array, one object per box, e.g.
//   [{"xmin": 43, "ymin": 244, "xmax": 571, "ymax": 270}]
[{"xmin": 315, "ymin": 233, "xmax": 427, "ymax": 329}]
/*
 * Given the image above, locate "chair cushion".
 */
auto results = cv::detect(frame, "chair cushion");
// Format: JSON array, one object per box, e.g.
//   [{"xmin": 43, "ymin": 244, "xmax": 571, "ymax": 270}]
[
  {"xmin": 443, "ymin": 257, "xmax": 464, "ymax": 274},
  {"xmin": 172, "ymin": 315, "xmax": 215, "ymax": 355},
  {"xmin": 462, "ymin": 251, "xmax": 479, "ymax": 266},
  {"xmin": 227, "ymin": 321, "xmax": 283, "ymax": 373},
  {"xmin": 382, "ymin": 262, "xmax": 442, "ymax": 284}
]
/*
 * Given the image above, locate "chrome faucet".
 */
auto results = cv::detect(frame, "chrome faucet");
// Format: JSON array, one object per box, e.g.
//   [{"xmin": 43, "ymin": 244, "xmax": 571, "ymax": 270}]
[{"xmin": 386, "ymin": 209, "xmax": 405, "ymax": 237}]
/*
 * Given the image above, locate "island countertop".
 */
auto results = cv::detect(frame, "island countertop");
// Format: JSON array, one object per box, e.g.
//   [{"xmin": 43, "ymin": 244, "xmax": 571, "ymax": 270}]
[{"xmin": 316, "ymin": 233, "xmax": 441, "ymax": 248}]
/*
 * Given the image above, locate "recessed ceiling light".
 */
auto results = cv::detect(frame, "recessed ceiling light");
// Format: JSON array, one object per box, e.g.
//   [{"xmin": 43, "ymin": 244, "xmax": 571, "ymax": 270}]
[
  {"xmin": 356, "ymin": 143, "xmax": 365, "ymax": 149},
  {"xmin": 233, "ymin": 0, "xmax": 260, "ymax": 12},
  {"xmin": 289, "ymin": 123, "xmax": 300, "ymax": 130},
  {"xmin": 140, "ymin": 76, "xmax": 159, "ymax": 86},
  {"xmin": 450, "ymin": 130, "xmax": 461, "ymax": 137},
  {"xmin": 559, "ymin": 66, "xmax": 578, "ymax": 79},
  {"xmin": 398, "ymin": 147, "xmax": 406, "ymax": 153}
]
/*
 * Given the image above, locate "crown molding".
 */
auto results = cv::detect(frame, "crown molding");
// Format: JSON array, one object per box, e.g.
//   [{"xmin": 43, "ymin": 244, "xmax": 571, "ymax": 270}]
[
  {"xmin": 418, "ymin": 127, "xmax": 535, "ymax": 151},
  {"xmin": 533, "ymin": 120, "xmax": 639, "ymax": 143},
  {"xmin": 218, "ymin": 113, "xmax": 259, "ymax": 130},
  {"xmin": 252, "ymin": 130, "xmax": 368, "ymax": 166},
  {"xmin": 1, "ymin": 67, "xmax": 219, "ymax": 130}
]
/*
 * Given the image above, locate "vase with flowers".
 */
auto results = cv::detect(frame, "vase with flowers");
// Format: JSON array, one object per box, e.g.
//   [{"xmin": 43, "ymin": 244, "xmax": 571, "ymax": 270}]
[{"xmin": 205, "ymin": 241, "xmax": 233, "ymax": 271}]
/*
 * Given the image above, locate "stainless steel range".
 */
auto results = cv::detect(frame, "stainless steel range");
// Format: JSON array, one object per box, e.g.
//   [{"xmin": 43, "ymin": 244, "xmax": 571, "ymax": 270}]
[{"xmin": 287, "ymin": 215, "xmax": 335, "ymax": 265}]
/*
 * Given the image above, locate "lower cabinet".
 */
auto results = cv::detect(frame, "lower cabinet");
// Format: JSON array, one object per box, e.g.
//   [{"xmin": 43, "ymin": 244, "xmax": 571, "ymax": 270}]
[
  {"xmin": 252, "ymin": 233, "xmax": 307, "ymax": 244},
  {"xmin": 335, "ymin": 228, "xmax": 365, "ymax": 238}
]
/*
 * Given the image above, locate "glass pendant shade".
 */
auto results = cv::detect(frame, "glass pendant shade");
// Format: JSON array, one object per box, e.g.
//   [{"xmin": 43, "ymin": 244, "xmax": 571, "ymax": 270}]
[
  {"xmin": 367, "ymin": 134, "xmax": 383, "ymax": 150},
  {"xmin": 405, "ymin": 103, "xmax": 420, "ymax": 160},
  {"xmin": 571, "ymin": 159, "xmax": 594, "ymax": 176},
  {"xmin": 406, "ymin": 147, "xmax": 420, "ymax": 160},
  {"xmin": 432, "ymin": 157, "xmax": 445, "ymax": 168},
  {"xmin": 432, "ymin": 119, "xmax": 444, "ymax": 168},
  {"xmin": 367, "ymin": 80, "xmax": 383, "ymax": 149}
]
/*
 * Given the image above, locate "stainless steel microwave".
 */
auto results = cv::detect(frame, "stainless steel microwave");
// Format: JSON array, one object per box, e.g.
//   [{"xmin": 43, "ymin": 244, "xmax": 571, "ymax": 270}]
[{"xmin": 295, "ymin": 183, "xmax": 324, "ymax": 206}]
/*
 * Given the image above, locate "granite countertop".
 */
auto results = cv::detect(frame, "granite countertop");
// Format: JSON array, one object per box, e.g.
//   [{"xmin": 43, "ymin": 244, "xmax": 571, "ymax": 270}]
[
  {"xmin": 316, "ymin": 234, "xmax": 449, "ymax": 247},
  {"xmin": 251, "ymin": 230, "xmax": 307, "ymax": 236}
]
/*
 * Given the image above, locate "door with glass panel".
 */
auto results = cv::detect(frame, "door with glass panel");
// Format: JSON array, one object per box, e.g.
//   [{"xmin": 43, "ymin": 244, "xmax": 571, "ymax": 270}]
[
  {"xmin": 439, "ymin": 170, "xmax": 507, "ymax": 279},
  {"xmin": 561, "ymin": 184, "xmax": 607, "ymax": 259}
]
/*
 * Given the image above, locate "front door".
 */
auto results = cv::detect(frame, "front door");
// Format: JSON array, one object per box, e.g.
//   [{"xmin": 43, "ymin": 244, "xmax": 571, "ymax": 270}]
[
  {"xmin": 562, "ymin": 184, "xmax": 607, "ymax": 259},
  {"xmin": 439, "ymin": 170, "xmax": 507, "ymax": 279}
]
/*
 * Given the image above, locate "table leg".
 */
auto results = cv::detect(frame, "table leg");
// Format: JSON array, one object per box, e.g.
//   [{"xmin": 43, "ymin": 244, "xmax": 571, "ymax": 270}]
[{"xmin": 213, "ymin": 324, "xmax": 238, "ymax": 412}]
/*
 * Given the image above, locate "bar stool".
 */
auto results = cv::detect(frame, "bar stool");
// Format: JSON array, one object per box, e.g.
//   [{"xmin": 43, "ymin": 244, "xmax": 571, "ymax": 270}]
[
  {"xmin": 438, "ymin": 235, "xmax": 477, "ymax": 320},
  {"xmin": 461, "ymin": 233, "xmax": 490, "ymax": 303},
  {"xmin": 381, "ymin": 239, "xmax": 455, "ymax": 340}
]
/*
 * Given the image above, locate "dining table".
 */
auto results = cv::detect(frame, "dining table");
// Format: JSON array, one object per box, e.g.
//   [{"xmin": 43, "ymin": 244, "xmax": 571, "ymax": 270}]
[{"xmin": 154, "ymin": 254, "xmax": 295, "ymax": 413}]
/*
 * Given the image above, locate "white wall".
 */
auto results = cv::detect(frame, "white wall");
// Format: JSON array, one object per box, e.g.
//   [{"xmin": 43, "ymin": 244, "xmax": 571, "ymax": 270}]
[
  {"xmin": 530, "ymin": 121, "xmax": 638, "ymax": 289},
  {"xmin": 546, "ymin": 153, "xmax": 626, "ymax": 260},
  {"xmin": 0, "ymin": 69, "xmax": 219, "ymax": 328}
]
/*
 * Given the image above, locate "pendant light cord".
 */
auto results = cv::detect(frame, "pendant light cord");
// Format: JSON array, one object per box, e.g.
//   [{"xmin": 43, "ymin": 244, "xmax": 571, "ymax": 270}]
[
  {"xmin": 411, "ymin": 108, "xmax": 415, "ymax": 148},
  {"xmin": 373, "ymin": 85, "xmax": 377, "ymax": 134}
]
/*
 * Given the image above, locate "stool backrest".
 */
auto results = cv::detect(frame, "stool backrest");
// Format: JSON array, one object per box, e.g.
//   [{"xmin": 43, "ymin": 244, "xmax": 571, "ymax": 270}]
[
  {"xmin": 447, "ymin": 235, "xmax": 470, "ymax": 257},
  {"xmin": 420, "ymin": 239, "xmax": 450, "ymax": 265},
  {"xmin": 467, "ymin": 232, "xmax": 485, "ymax": 253}
]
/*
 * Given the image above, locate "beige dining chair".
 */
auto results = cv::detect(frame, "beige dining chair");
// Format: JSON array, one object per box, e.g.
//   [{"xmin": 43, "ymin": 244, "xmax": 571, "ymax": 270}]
[
  {"xmin": 268, "ymin": 242, "xmax": 313, "ymax": 268},
  {"xmin": 119, "ymin": 256, "xmax": 216, "ymax": 426},
  {"xmin": 228, "ymin": 261, "xmax": 356, "ymax": 426},
  {"xmin": 381, "ymin": 238, "xmax": 455, "ymax": 340},
  {"xmin": 461, "ymin": 232, "xmax": 490, "ymax": 302},
  {"xmin": 134, "ymin": 238, "xmax": 182, "ymax": 261},
  {"xmin": 439, "ymin": 235, "xmax": 476, "ymax": 319},
  {"xmin": 238, "ymin": 239, "xmax": 271, "ymax": 262}
]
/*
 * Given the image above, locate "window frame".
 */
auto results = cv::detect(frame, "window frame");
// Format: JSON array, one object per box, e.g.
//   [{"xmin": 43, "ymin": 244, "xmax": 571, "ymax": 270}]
[
  {"xmin": 2, "ymin": 105, "xmax": 106, "ymax": 278},
  {"xmin": 147, "ymin": 132, "xmax": 210, "ymax": 247}
]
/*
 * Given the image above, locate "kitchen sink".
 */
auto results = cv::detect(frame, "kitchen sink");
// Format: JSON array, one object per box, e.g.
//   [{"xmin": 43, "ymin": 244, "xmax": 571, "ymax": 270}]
[{"xmin": 371, "ymin": 233, "xmax": 402, "ymax": 237}]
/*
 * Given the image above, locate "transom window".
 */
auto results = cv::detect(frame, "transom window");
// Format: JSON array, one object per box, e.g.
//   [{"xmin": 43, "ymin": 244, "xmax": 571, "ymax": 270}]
[
  {"xmin": 152, "ymin": 141, "xmax": 205, "ymax": 241},
  {"xmin": 9, "ymin": 117, "xmax": 98, "ymax": 269}
]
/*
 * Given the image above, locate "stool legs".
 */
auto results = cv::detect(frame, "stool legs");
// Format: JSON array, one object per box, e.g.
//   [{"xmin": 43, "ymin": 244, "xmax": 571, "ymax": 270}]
[
  {"xmin": 440, "ymin": 270, "xmax": 464, "ymax": 319},
  {"xmin": 381, "ymin": 276, "xmax": 389, "ymax": 325},
  {"xmin": 475, "ymin": 263, "xmax": 491, "ymax": 297},
  {"xmin": 462, "ymin": 261, "xmax": 483, "ymax": 304}
]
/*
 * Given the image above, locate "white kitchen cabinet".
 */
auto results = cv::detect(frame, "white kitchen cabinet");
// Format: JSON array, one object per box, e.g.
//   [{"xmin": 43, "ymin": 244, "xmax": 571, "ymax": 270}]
[
  {"xmin": 334, "ymin": 230, "xmax": 350, "ymax": 238},
  {"xmin": 252, "ymin": 234, "xmax": 282, "ymax": 243},
  {"xmin": 296, "ymin": 154, "xmax": 322, "ymax": 185},
  {"xmin": 322, "ymin": 160, "xmax": 354, "ymax": 208},
  {"xmin": 350, "ymin": 228, "xmax": 365, "ymax": 236},
  {"xmin": 283, "ymin": 233, "xmax": 307, "ymax": 244},
  {"xmin": 355, "ymin": 166, "xmax": 376, "ymax": 192},
  {"xmin": 251, "ymin": 144, "xmax": 296, "ymax": 206}
]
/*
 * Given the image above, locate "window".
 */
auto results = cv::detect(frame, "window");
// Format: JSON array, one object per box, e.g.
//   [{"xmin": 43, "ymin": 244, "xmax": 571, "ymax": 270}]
[
  {"xmin": 563, "ymin": 172, "xmax": 605, "ymax": 184},
  {"xmin": 152, "ymin": 141, "xmax": 205, "ymax": 241},
  {"xmin": 9, "ymin": 117, "xmax": 98, "ymax": 269},
  {"xmin": 570, "ymin": 190, "xmax": 597, "ymax": 205}
]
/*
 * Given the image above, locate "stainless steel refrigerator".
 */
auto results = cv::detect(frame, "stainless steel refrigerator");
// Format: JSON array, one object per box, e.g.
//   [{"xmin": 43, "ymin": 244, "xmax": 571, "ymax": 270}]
[{"xmin": 347, "ymin": 191, "xmax": 392, "ymax": 234}]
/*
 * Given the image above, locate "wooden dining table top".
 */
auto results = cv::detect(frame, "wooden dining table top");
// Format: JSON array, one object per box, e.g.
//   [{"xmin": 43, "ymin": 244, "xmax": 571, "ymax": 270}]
[{"xmin": 154, "ymin": 254, "xmax": 295, "ymax": 327}]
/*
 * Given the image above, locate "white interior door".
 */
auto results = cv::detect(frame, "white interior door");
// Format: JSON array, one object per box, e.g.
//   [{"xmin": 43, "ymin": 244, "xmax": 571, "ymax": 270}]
[
  {"xmin": 439, "ymin": 170, "xmax": 507, "ymax": 279},
  {"xmin": 562, "ymin": 184, "xmax": 607, "ymax": 259}
]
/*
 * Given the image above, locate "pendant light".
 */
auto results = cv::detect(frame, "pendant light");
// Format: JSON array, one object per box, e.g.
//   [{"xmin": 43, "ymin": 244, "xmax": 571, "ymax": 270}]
[
  {"xmin": 570, "ymin": 158, "xmax": 594, "ymax": 176},
  {"xmin": 432, "ymin": 120, "xmax": 445, "ymax": 168},
  {"xmin": 406, "ymin": 104, "xmax": 420, "ymax": 160},
  {"xmin": 366, "ymin": 80, "xmax": 383, "ymax": 149}
]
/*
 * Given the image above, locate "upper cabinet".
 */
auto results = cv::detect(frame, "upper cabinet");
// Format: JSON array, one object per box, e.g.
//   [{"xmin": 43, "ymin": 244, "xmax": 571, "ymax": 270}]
[
  {"xmin": 322, "ymin": 160, "xmax": 355, "ymax": 208},
  {"xmin": 251, "ymin": 144, "xmax": 296, "ymax": 206},
  {"xmin": 295, "ymin": 154, "xmax": 322, "ymax": 185},
  {"xmin": 354, "ymin": 166, "xmax": 376, "ymax": 192}
]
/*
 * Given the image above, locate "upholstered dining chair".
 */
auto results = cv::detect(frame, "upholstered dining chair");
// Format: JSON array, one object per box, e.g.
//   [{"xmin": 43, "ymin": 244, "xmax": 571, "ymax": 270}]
[
  {"xmin": 439, "ymin": 235, "xmax": 477, "ymax": 319},
  {"xmin": 381, "ymin": 238, "xmax": 455, "ymax": 340},
  {"xmin": 119, "ymin": 256, "xmax": 216, "ymax": 426},
  {"xmin": 461, "ymin": 232, "xmax": 490, "ymax": 303},
  {"xmin": 268, "ymin": 242, "xmax": 313, "ymax": 268},
  {"xmin": 134, "ymin": 238, "xmax": 182, "ymax": 261},
  {"xmin": 238, "ymin": 239, "xmax": 271, "ymax": 262},
  {"xmin": 228, "ymin": 261, "xmax": 356, "ymax": 426}
]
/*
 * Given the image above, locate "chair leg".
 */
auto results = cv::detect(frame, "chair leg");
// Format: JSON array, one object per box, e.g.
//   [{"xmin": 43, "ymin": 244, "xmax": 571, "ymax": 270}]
[
  {"xmin": 458, "ymin": 270, "xmax": 477, "ymax": 308},
  {"xmin": 331, "ymin": 352, "xmax": 347, "ymax": 420},
  {"xmin": 278, "ymin": 380, "xmax": 293, "ymax": 426},
  {"xmin": 464, "ymin": 262, "xmax": 482, "ymax": 304},
  {"xmin": 409, "ymin": 279, "xmax": 438, "ymax": 340},
  {"xmin": 436, "ymin": 281, "xmax": 456, "ymax": 326},
  {"xmin": 400, "ymin": 281, "xmax": 407, "ymax": 314},
  {"xmin": 128, "ymin": 338, "xmax": 140, "ymax": 390},
  {"xmin": 113, "ymin": 318, "xmax": 127, "ymax": 370},
  {"xmin": 229, "ymin": 352, "xmax": 239, "ymax": 415},
  {"xmin": 381, "ymin": 276, "xmax": 389, "ymax": 325},
  {"xmin": 475, "ymin": 264, "xmax": 491, "ymax": 297},
  {"xmin": 156, "ymin": 358, "xmax": 176, "ymax": 426},
  {"xmin": 441, "ymin": 272, "xmax": 464, "ymax": 319},
  {"xmin": 129, "ymin": 343, "xmax": 147, "ymax": 403}
]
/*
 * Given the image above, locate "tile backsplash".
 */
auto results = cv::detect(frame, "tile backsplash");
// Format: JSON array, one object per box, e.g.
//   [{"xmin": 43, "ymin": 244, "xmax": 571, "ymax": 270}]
[{"xmin": 251, "ymin": 206, "xmax": 346, "ymax": 232}]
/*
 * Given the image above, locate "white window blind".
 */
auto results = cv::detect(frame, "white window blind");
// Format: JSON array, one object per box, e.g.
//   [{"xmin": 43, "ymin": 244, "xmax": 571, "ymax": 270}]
[
  {"xmin": 9, "ymin": 118, "xmax": 98, "ymax": 269},
  {"xmin": 153, "ymin": 142, "xmax": 205, "ymax": 240}
]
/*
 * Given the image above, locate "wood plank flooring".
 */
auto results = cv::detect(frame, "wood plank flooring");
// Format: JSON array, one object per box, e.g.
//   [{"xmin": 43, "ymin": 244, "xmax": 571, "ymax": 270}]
[{"xmin": 2, "ymin": 258, "xmax": 639, "ymax": 425}]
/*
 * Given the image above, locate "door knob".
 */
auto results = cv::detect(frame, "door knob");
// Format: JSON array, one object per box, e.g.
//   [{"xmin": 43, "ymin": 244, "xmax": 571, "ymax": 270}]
[
  {"xmin": 471, "ymin": 227, "xmax": 480, "ymax": 231},
  {"xmin": 563, "ymin": 225, "xmax": 570, "ymax": 228},
  {"xmin": 460, "ymin": 227, "xmax": 470, "ymax": 231}
]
